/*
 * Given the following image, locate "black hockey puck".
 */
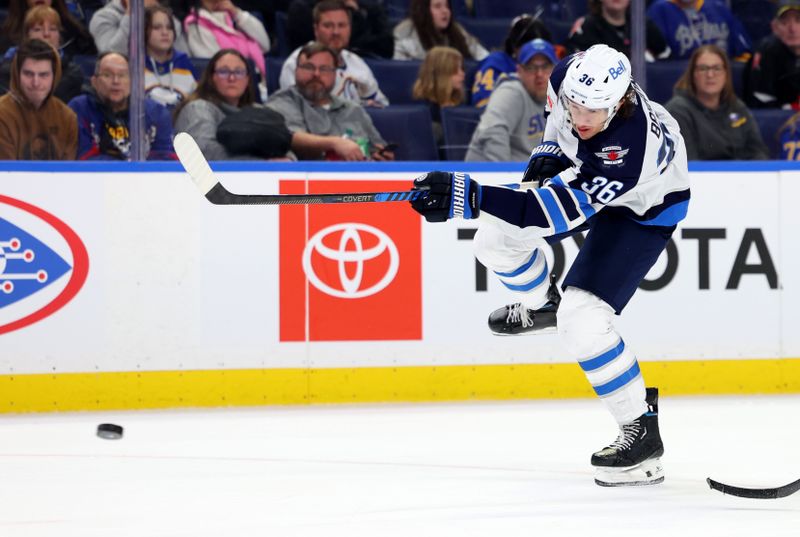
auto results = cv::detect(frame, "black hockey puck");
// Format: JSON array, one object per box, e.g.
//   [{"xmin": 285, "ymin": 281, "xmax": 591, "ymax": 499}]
[{"xmin": 96, "ymin": 423, "xmax": 123, "ymax": 440}]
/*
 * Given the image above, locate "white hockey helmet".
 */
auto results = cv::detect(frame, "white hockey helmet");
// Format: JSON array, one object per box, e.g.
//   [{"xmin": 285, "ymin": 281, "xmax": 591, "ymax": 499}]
[{"xmin": 561, "ymin": 44, "xmax": 632, "ymax": 130}]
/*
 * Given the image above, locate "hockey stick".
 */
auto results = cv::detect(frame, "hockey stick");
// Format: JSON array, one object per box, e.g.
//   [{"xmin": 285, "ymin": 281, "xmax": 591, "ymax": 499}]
[
  {"xmin": 706, "ymin": 477, "xmax": 800, "ymax": 499},
  {"xmin": 173, "ymin": 132, "xmax": 423, "ymax": 205}
]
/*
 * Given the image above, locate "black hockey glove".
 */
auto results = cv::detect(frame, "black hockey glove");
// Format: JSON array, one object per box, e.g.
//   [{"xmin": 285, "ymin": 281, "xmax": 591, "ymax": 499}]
[
  {"xmin": 521, "ymin": 142, "xmax": 572, "ymax": 188},
  {"xmin": 409, "ymin": 171, "xmax": 481, "ymax": 222}
]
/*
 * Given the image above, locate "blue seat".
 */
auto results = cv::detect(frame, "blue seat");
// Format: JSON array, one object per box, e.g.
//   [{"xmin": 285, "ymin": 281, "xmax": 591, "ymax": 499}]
[
  {"xmin": 731, "ymin": 60, "xmax": 745, "ymax": 99},
  {"xmin": 732, "ymin": 0, "xmax": 777, "ymax": 45},
  {"xmin": 460, "ymin": 18, "xmax": 511, "ymax": 51},
  {"xmin": 473, "ymin": 0, "xmax": 569, "ymax": 20},
  {"xmin": 440, "ymin": 105, "xmax": 483, "ymax": 161},
  {"xmin": 365, "ymin": 105, "xmax": 439, "ymax": 161},
  {"xmin": 384, "ymin": 0, "xmax": 468, "ymax": 18},
  {"xmin": 365, "ymin": 59, "xmax": 421, "ymax": 104},
  {"xmin": 644, "ymin": 60, "xmax": 688, "ymax": 104},
  {"xmin": 72, "ymin": 54, "xmax": 97, "ymax": 78},
  {"xmin": 188, "ymin": 57, "xmax": 210, "ymax": 79},
  {"xmin": 751, "ymin": 109, "xmax": 795, "ymax": 159},
  {"xmin": 266, "ymin": 56, "xmax": 285, "ymax": 95},
  {"xmin": 273, "ymin": 11, "xmax": 291, "ymax": 58}
]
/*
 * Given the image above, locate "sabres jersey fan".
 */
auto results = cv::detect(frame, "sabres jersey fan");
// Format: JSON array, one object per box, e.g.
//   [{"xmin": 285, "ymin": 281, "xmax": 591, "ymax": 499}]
[{"xmin": 409, "ymin": 44, "xmax": 690, "ymax": 488}]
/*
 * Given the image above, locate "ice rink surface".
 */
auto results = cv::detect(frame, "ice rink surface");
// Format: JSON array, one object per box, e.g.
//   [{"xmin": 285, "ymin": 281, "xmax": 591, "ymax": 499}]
[{"xmin": 0, "ymin": 394, "xmax": 798, "ymax": 537}]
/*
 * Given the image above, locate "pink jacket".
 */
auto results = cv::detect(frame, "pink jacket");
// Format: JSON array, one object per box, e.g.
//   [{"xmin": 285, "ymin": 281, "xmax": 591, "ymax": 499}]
[{"xmin": 184, "ymin": 9, "xmax": 266, "ymax": 76}]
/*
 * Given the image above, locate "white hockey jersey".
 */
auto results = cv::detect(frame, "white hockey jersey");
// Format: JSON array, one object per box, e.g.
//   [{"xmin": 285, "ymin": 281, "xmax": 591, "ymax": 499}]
[{"xmin": 479, "ymin": 54, "xmax": 690, "ymax": 236}]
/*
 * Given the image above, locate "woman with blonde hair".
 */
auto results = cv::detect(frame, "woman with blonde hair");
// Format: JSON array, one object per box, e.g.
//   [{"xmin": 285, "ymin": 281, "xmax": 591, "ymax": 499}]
[
  {"xmin": 665, "ymin": 44, "xmax": 768, "ymax": 160},
  {"xmin": 0, "ymin": 6, "xmax": 84, "ymax": 103},
  {"xmin": 412, "ymin": 45, "xmax": 464, "ymax": 157}
]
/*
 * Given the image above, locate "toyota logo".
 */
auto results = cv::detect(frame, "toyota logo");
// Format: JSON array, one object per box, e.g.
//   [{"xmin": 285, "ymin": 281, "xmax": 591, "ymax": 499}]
[{"xmin": 301, "ymin": 223, "xmax": 399, "ymax": 299}]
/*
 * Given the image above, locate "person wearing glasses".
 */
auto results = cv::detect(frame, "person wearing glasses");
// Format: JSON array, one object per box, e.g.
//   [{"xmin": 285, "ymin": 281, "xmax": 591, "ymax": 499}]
[
  {"xmin": 174, "ymin": 48, "xmax": 260, "ymax": 159},
  {"xmin": 279, "ymin": 0, "xmax": 388, "ymax": 107},
  {"xmin": 665, "ymin": 44, "xmax": 768, "ymax": 160},
  {"xmin": 68, "ymin": 51, "xmax": 176, "ymax": 160},
  {"xmin": 465, "ymin": 39, "xmax": 554, "ymax": 162},
  {"xmin": 266, "ymin": 41, "xmax": 393, "ymax": 161}
]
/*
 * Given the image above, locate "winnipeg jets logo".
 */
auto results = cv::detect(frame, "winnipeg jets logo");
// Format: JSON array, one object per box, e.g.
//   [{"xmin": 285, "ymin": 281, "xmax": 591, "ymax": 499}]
[{"xmin": 594, "ymin": 146, "xmax": 629, "ymax": 166}]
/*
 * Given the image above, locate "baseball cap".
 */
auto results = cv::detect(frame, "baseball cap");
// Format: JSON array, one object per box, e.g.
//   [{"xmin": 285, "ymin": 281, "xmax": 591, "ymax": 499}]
[
  {"xmin": 517, "ymin": 38, "xmax": 557, "ymax": 65},
  {"xmin": 777, "ymin": 0, "xmax": 800, "ymax": 17}
]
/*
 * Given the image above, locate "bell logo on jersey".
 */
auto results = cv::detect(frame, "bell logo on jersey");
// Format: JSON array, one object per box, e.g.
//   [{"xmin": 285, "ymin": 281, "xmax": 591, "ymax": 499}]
[
  {"xmin": 594, "ymin": 146, "xmax": 630, "ymax": 166},
  {"xmin": 279, "ymin": 179, "xmax": 421, "ymax": 342},
  {"xmin": 0, "ymin": 195, "xmax": 89, "ymax": 335}
]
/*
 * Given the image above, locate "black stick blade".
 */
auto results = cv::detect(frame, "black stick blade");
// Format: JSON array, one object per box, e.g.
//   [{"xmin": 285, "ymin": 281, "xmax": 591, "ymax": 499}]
[{"xmin": 707, "ymin": 477, "xmax": 800, "ymax": 499}]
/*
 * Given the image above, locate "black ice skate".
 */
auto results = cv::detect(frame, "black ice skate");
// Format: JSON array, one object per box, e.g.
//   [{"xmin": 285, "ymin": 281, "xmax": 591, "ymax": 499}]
[
  {"xmin": 488, "ymin": 273, "xmax": 560, "ymax": 336},
  {"xmin": 592, "ymin": 387, "xmax": 665, "ymax": 487}
]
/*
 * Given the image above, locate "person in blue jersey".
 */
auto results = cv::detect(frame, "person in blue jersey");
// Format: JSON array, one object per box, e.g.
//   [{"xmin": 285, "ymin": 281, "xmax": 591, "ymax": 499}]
[
  {"xmin": 144, "ymin": 4, "xmax": 197, "ymax": 110},
  {"xmin": 408, "ymin": 44, "xmax": 690, "ymax": 487},
  {"xmin": 647, "ymin": 0, "xmax": 752, "ymax": 61},
  {"xmin": 470, "ymin": 14, "xmax": 557, "ymax": 109}
]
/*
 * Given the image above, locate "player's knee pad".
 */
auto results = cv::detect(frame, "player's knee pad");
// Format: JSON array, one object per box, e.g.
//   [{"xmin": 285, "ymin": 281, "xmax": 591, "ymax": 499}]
[
  {"xmin": 556, "ymin": 288, "xmax": 618, "ymax": 358},
  {"xmin": 474, "ymin": 224, "xmax": 552, "ymax": 295}
]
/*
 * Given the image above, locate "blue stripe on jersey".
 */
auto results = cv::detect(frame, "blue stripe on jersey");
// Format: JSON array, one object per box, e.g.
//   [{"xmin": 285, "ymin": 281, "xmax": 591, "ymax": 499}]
[
  {"xmin": 593, "ymin": 361, "xmax": 641, "ymax": 397},
  {"xmin": 553, "ymin": 186, "xmax": 580, "ymax": 221},
  {"xmin": 538, "ymin": 189, "xmax": 568, "ymax": 233},
  {"xmin": 637, "ymin": 200, "xmax": 689, "ymax": 226},
  {"xmin": 570, "ymin": 187, "xmax": 597, "ymax": 220},
  {"xmin": 501, "ymin": 261, "xmax": 548, "ymax": 291},
  {"xmin": 495, "ymin": 250, "xmax": 538, "ymax": 278},
  {"xmin": 579, "ymin": 339, "xmax": 625, "ymax": 372}
]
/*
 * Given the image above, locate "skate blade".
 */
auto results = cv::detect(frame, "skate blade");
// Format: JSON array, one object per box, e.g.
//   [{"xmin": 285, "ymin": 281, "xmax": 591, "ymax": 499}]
[
  {"xmin": 594, "ymin": 458, "xmax": 664, "ymax": 487},
  {"xmin": 490, "ymin": 326, "xmax": 558, "ymax": 337}
]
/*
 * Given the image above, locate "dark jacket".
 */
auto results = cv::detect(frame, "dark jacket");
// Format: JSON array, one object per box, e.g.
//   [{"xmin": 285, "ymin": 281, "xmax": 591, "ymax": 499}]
[
  {"xmin": 665, "ymin": 88, "xmax": 769, "ymax": 160},
  {"xmin": 745, "ymin": 35, "xmax": 800, "ymax": 109}
]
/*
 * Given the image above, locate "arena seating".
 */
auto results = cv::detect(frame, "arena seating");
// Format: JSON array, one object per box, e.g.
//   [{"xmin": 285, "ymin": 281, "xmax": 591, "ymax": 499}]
[
  {"xmin": 440, "ymin": 105, "xmax": 483, "ymax": 161},
  {"xmin": 365, "ymin": 104, "xmax": 439, "ymax": 160},
  {"xmin": 752, "ymin": 109, "xmax": 795, "ymax": 159}
]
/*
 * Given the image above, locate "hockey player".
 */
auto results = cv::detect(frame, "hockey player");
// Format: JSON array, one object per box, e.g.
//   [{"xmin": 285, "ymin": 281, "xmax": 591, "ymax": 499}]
[{"xmin": 408, "ymin": 44, "xmax": 690, "ymax": 487}]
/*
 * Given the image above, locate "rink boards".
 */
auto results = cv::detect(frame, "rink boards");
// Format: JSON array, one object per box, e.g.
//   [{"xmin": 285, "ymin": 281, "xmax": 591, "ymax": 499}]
[{"xmin": 0, "ymin": 161, "xmax": 799, "ymax": 412}]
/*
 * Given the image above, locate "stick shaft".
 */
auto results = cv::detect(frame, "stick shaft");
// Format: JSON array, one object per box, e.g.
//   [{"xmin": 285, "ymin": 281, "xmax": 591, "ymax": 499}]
[{"xmin": 205, "ymin": 183, "xmax": 420, "ymax": 205}]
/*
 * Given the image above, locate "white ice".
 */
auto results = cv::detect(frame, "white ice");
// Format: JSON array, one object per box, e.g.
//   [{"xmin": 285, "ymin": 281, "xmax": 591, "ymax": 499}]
[{"xmin": 0, "ymin": 395, "xmax": 798, "ymax": 537}]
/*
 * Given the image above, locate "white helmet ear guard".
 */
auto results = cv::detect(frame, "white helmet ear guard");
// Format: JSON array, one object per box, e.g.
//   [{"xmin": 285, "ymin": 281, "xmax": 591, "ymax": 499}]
[{"xmin": 561, "ymin": 44, "xmax": 632, "ymax": 130}]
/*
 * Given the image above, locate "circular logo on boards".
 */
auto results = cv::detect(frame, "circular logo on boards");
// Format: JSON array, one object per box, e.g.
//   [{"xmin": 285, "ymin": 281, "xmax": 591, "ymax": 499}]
[{"xmin": 301, "ymin": 223, "xmax": 399, "ymax": 299}]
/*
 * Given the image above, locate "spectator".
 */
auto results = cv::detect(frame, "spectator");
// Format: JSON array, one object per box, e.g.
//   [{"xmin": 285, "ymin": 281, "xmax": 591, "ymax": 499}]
[
  {"xmin": 144, "ymin": 4, "xmax": 196, "ymax": 109},
  {"xmin": 665, "ymin": 44, "xmax": 768, "ymax": 160},
  {"xmin": 174, "ymin": 48, "xmax": 292, "ymax": 160},
  {"xmin": 280, "ymin": 0, "xmax": 388, "ymax": 107},
  {"xmin": 465, "ymin": 38, "xmax": 554, "ymax": 162},
  {"xmin": 266, "ymin": 41, "xmax": 393, "ymax": 161},
  {"xmin": 0, "ymin": 39, "xmax": 77, "ymax": 159},
  {"xmin": 0, "ymin": 6, "xmax": 85, "ymax": 103},
  {"xmin": 778, "ymin": 112, "xmax": 800, "ymax": 159},
  {"xmin": 393, "ymin": 0, "xmax": 488, "ymax": 61},
  {"xmin": 745, "ymin": 1, "xmax": 800, "ymax": 109},
  {"xmin": 68, "ymin": 51, "xmax": 176, "ymax": 160},
  {"xmin": 568, "ymin": 0, "xmax": 669, "ymax": 61},
  {"xmin": 411, "ymin": 45, "xmax": 463, "ymax": 156},
  {"xmin": 0, "ymin": 0, "xmax": 97, "ymax": 57},
  {"xmin": 90, "ymin": 0, "xmax": 188, "ymax": 55},
  {"xmin": 647, "ymin": 0, "xmax": 752, "ymax": 61},
  {"xmin": 471, "ymin": 14, "xmax": 559, "ymax": 109},
  {"xmin": 184, "ymin": 0, "xmax": 270, "ymax": 99},
  {"xmin": 287, "ymin": 0, "xmax": 393, "ymax": 59}
]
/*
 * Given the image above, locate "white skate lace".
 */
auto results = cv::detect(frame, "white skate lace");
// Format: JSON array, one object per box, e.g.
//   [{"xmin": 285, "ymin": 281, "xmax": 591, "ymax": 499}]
[
  {"xmin": 506, "ymin": 303, "xmax": 533, "ymax": 328},
  {"xmin": 608, "ymin": 420, "xmax": 642, "ymax": 451}
]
